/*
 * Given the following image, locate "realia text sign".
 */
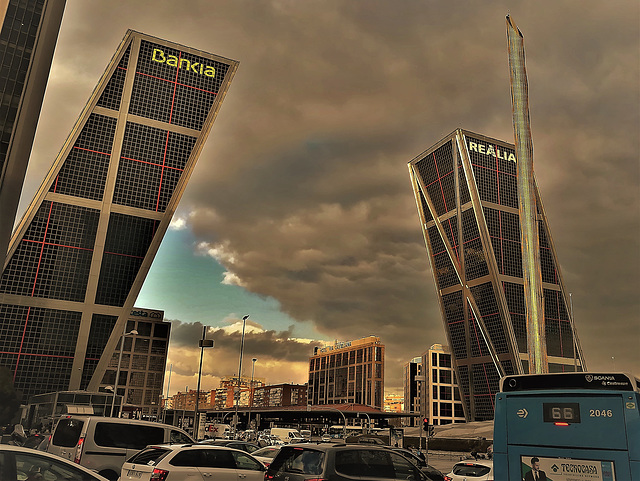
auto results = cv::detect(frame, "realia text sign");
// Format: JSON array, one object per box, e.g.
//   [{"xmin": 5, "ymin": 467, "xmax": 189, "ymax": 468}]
[{"xmin": 468, "ymin": 140, "xmax": 516, "ymax": 163}]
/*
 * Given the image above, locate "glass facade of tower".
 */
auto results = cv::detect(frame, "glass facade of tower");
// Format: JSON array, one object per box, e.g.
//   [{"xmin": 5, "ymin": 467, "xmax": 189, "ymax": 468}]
[
  {"xmin": 0, "ymin": 30, "xmax": 238, "ymax": 401},
  {"xmin": 408, "ymin": 129, "xmax": 585, "ymax": 421},
  {"xmin": 0, "ymin": 0, "xmax": 65, "ymax": 274}
]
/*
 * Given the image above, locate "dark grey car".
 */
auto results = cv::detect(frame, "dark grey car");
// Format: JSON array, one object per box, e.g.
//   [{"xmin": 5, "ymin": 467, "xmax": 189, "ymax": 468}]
[{"xmin": 266, "ymin": 443, "xmax": 430, "ymax": 481}]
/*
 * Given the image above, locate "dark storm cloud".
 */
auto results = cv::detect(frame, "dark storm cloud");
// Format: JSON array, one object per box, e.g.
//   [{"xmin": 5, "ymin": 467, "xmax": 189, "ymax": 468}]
[
  {"xmin": 168, "ymin": 319, "xmax": 321, "ymax": 364},
  {"xmin": 27, "ymin": 1, "xmax": 639, "ymax": 389}
]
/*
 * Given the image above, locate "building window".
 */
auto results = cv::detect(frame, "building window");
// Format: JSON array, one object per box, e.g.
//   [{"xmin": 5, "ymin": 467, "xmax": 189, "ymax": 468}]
[
  {"xmin": 432, "ymin": 369, "xmax": 438, "ymax": 383},
  {"xmin": 432, "ymin": 386, "xmax": 438, "ymax": 399},
  {"xmin": 439, "ymin": 370, "xmax": 452, "ymax": 384},
  {"xmin": 439, "ymin": 402, "xmax": 453, "ymax": 417},
  {"xmin": 439, "ymin": 354, "xmax": 452, "ymax": 368},
  {"xmin": 440, "ymin": 386, "xmax": 452, "ymax": 400},
  {"xmin": 432, "ymin": 352, "xmax": 438, "ymax": 367},
  {"xmin": 432, "ymin": 402, "xmax": 438, "ymax": 416},
  {"xmin": 454, "ymin": 403, "xmax": 465, "ymax": 418}
]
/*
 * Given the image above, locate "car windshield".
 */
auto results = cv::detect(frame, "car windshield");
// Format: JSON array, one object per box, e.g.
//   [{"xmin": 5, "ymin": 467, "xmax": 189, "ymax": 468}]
[{"xmin": 452, "ymin": 463, "xmax": 491, "ymax": 476}]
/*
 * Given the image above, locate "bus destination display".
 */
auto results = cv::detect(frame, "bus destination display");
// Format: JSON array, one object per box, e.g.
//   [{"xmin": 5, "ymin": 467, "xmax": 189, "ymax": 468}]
[{"xmin": 543, "ymin": 402, "xmax": 581, "ymax": 423}]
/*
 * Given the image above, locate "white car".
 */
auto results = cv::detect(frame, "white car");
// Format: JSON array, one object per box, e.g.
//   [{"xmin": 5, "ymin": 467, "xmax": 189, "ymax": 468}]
[
  {"xmin": 120, "ymin": 444, "xmax": 266, "ymax": 481},
  {"xmin": 444, "ymin": 459, "xmax": 494, "ymax": 481},
  {"xmin": 250, "ymin": 445, "xmax": 281, "ymax": 467},
  {"xmin": 0, "ymin": 444, "xmax": 109, "ymax": 481}
]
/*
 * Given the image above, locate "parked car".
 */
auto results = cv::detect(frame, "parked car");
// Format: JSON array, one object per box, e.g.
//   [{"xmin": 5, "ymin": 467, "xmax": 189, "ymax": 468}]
[
  {"xmin": 265, "ymin": 443, "xmax": 432, "ymax": 481},
  {"xmin": 251, "ymin": 445, "xmax": 282, "ymax": 467},
  {"xmin": 258, "ymin": 434, "xmax": 285, "ymax": 447},
  {"xmin": 321, "ymin": 433, "xmax": 332, "ymax": 442},
  {"xmin": 386, "ymin": 447, "xmax": 445, "ymax": 481},
  {"xmin": 120, "ymin": 444, "xmax": 266, "ymax": 481},
  {"xmin": 198, "ymin": 438, "xmax": 261, "ymax": 453},
  {"xmin": 46, "ymin": 415, "xmax": 193, "ymax": 481},
  {"xmin": 0, "ymin": 444, "xmax": 109, "ymax": 481},
  {"xmin": 444, "ymin": 459, "xmax": 494, "ymax": 481}
]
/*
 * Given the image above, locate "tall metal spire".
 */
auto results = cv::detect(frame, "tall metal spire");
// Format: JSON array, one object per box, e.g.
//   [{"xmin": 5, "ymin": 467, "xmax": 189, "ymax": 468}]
[{"xmin": 506, "ymin": 15, "xmax": 548, "ymax": 374}]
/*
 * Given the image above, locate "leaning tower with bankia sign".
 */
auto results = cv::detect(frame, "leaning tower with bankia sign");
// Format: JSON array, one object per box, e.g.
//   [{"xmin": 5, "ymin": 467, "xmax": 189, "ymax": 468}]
[
  {"xmin": 0, "ymin": 31, "xmax": 238, "ymax": 401},
  {"xmin": 408, "ymin": 129, "xmax": 586, "ymax": 421}
]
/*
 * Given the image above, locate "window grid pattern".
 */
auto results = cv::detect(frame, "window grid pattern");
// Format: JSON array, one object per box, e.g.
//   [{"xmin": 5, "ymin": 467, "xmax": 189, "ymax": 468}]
[
  {"xmin": 0, "ymin": 202, "xmax": 100, "ymax": 301},
  {"xmin": 469, "ymin": 282, "xmax": 509, "ymax": 353},
  {"xmin": 456, "ymin": 364, "xmax": 471, "ymax": 417},
  {"xmin": 113, "ymin": 121, "xmax": 196, "ymax": 212},
  {"xmin": 50, "ymin": 114, "xmax": 117, "ymax": 200},
  {"xmin": 458, "ymin": 157, "xmax": 471, "ymax": 205},
  {"xmin": 502, "ymin": 282, "xmax": 528, "ymax": 353},
  {"xmin": 539, "ymin": 222, "xmax": 558, "ymax": 284},
  {"xmin": 85, "ymin": 314, "xmax": 118, "ymax": 358},
  {"xmin": 80, "ymin": 359, "xmax": 99, "ymax": 390},
  {"xmin": 544, "ymin": 288, "xmax": 574, "ymax": 360},
  {"xmin": 462, "ymin": 209, "xmax": 489, "ymax": 280},
  {"xmin": 419, "ymin": 189, "xmax": 433, "ymax": 223},
  {"xmin": 484, "ymin": 207, "xmax": 522, "ymax": 278},
  {"xmin": 0, "ymin": 0, "xmax": 44, "ymax": 172},
  {"xmin": 0, "ymin": 304, "xmax": 81, "ymax": 399},
  {"xmin": 468, "ymin": 307, "xmax": 491, "ymax": 358},
  {"xmin": 96, "ymin": 45, "xmax": 130, "ymax": 111},
  {"xmin": 442, "ymin": 291, "xmax": 466, "ymax": 360},
  {"xmin": 95, "ymin": 213, "xmax": 158, "ymax": 306},
  {"xmin": 466, "ymin": 137, "xmax": 517, "ymax": 208},
  {"xmin": 415, "ymin": 141, "xmax": 456, "ymax": 217},
  {"xmin": 428, "ymin": 225, "xmax": 459, "ymax": 289},
  {"xmin": 128, "ymin": 40, "xmax": 230, "ymax": 131},
  {"xmin": 471, "ymin": 362, "xmax": 499, "ymax": 420}
]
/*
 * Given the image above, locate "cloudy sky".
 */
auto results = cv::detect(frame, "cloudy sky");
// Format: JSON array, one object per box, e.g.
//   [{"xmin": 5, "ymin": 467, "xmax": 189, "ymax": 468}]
[{"xmin": 20, "ymin": 1, "xmax": 639, "ymax": 397}]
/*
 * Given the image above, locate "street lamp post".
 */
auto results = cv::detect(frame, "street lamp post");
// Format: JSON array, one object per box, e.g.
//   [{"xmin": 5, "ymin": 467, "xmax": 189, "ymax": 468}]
[
  {"xmin": 110, "ymin": 325, "xmax": 138, "ymax": 417},
  {"xmin": 194, "ymin": 326, "xmax": 214, "ymax": 440},
  {"xmin": 247, "ymin": 358, "xmax": 257, "ymax": 430},
  {"xmin": 233, "ymin": 315, "xmax": 249, "ymax": 438}
]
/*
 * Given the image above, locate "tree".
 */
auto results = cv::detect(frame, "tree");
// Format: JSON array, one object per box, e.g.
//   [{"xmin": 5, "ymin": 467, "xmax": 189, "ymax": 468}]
[{"xmin": 0, "ymin": 366, "xmax": 20, "ymax": 427}]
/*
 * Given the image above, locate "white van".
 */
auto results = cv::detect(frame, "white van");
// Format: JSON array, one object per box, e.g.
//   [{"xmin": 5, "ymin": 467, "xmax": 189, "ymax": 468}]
[
  {"xmin": 46, "ymin": 415, "xmax": 193, "ymax": 481},
  {"xmin": 270, "ymin": 427, "xmax": 304, "ymax": 443}
]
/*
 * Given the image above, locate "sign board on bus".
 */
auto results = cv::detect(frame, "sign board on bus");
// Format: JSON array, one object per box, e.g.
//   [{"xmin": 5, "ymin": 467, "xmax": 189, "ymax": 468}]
[{"xmin": 521, "ymin": 455, "xmax": 616, "ymax": 481}]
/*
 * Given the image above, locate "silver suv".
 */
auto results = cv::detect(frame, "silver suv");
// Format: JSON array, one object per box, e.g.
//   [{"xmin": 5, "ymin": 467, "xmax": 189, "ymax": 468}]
[{"xmin": 266, "ymin": 443, "xmax": 431, "ymax": 481}]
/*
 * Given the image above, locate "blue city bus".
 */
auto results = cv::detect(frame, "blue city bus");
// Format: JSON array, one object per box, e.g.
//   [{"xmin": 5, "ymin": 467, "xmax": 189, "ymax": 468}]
[{"xmin": 494, "ymin": 372, "xmax": 639, "ymax": 480}]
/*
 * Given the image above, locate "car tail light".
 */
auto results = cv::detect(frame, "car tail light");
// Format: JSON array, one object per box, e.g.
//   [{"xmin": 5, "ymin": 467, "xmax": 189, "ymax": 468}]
[
  {"xmin": 304, "ymin": 479, "xmax": 328, "ymax": 481},
  {"xmin": 73, "ymin": 436, "xmax": 85, "ymax": 464},
  {"xmin": 264, "ymin": 473, "xmax": 274, "ymax": 480},
  {"xmin": 444, "ymin": 476, "xmax": 452, "ymax": 481},
  {"xmin": 150, "ymin": 469, "xmax": 169, "ymax": 481}
]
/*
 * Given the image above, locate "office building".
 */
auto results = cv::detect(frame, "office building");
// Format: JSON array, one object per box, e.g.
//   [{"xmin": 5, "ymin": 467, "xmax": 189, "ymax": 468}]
[
  {"xmin": 0, "ymin": 0, "xmax": 66, "ymax": 272},
  {"xmin": 308, "ymin": 336, "xmax": 384, "ymax": 409},
  {"xmin": 253, "ymin": 383, "xmax": 307, "ymax": 408},
  {"xmin": 97, "ymin": 307, "xmax": 170, "ymax": 418},
  {"xmin": 408, "ymin": 129, "xmax": 586, "ymax": 420},
  {"xmin": 172, "ymin": 389, "xmax": 207, "ymax": 412},
  {"xmin": 422, "ymin": 344, "xmax": 465, "ymax": 425},
  {"xmin": 0, "ymin": 30, "xmax": 238, "ymax": 401},
  {"xmin": 212, "ymin": 375, "xmax": 266, "ymax": 409},
  {"xmin": 402, "ymin": 356, "xmax": 422, "ymax": 426}
]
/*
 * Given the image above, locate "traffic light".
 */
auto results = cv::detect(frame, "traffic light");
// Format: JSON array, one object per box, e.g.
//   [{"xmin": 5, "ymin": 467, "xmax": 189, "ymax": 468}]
[
  {"xmin": 422, "ymin": 418, "xmax": 429, "ymax": 431},
  {"xmin": 428, "ymin": 425, "xmax": 435, "ymax": 437}
]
